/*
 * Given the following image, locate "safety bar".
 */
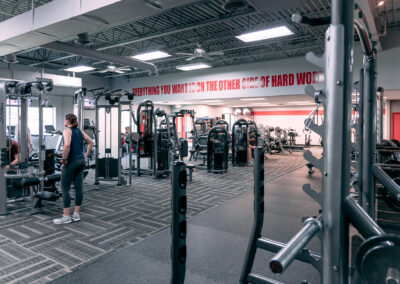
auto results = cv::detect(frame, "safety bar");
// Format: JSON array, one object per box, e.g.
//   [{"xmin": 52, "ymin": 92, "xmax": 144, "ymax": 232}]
[
  {"xmin": 247, "ymin": 274, "xmax": 284, "ymax": 284},
  {"xmin": 373, "ymin": 164, "xmax": 400, "ymax": 202},
  {"xmin": 343, "ymin": 196, "xmax": 384, "ymax": 239},
  {"xmin": 269, "ymin": 218, "xmax": 321, "ymax": 274},
  {"xmin": 257, "ymin": 238, "xmax": 321, "ymax": 271}
]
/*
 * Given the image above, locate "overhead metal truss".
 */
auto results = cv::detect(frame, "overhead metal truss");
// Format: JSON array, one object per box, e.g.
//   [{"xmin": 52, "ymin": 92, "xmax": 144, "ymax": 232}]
[
  {"xmin": 11, "ymin": 0, "xmax": 333, "ymax": 77},
  {"xmin": 0, "ymin": 0, "xmax": 54, "ymax": 21}
]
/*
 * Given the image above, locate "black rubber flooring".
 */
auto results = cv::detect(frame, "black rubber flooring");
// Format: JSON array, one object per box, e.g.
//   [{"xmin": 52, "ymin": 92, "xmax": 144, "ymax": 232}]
[
  {"xmin": 0, "ymin": 150, "xmax": 315, "ymax": 283},
  {"xmin": 52, "ymin": 163, "xmax": 322, "ymax": 284}
]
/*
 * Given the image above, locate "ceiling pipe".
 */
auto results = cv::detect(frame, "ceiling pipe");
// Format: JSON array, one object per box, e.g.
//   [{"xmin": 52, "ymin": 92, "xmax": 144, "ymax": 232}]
[{"xmin": 42, "ymin": 41, "xmax": 158, "ymax": 75}]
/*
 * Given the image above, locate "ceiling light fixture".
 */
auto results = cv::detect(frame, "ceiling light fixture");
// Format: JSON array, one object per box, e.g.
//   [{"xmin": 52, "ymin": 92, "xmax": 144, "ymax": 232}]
[
  {"xmin": 64, "ymin": 65, "xmax": 95, "ymax": 73},
  {"xmin": 204, "ymin": 100, "xmax": 223, "ymax": 103},
  {"xmin": 176, "ymin": 62, "xmax": 212, "ymax": 71},
  {"xmin": 287, "ymin": 101, "xmax": 314, "ymax": 104},
  {"xmin": 132, "ymin": 51, "xmax": 171, "ymax": 61},
  {"xmin": 207, "ymin": 102, "xmax": 224, "ymax": 105},
  {"xmin": 240, "ymin": 98, "xmax": 266, "ymax": 101},
  {"xmin": 236, "ymin": 26, "xmax": 293, "ymax": 42},
  {"xmin": 377, "ymin": 1, "xmax": 385, "ymax": 7}
]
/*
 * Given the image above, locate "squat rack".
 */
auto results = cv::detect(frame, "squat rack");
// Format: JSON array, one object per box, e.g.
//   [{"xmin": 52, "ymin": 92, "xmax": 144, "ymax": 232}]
[{"xmin": 240, "ymin": 0, "xmax": 400, "ymax": 283}]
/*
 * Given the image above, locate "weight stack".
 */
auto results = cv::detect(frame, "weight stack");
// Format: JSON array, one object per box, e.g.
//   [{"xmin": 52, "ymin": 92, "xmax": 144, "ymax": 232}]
[{"xmin": 170, "ymin": 161, "xmax": 187, "ymax": 284}]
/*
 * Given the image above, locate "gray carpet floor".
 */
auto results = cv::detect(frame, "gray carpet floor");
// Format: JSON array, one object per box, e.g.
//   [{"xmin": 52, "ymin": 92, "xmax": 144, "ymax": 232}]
[
  {"xmin": 52, "ymin": 166, "xmax": 322, "ymax": 284},
  {"xmin": 0, "ymin": 150, "xmax": 313, "ymax": 284}
]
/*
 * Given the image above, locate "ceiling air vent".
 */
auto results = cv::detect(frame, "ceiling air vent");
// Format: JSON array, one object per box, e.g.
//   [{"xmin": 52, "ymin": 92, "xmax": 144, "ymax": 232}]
[
  {"xmin": 223, "ymin": 0, "xmax": 248, "ymax": 12},
  {"xmin": 74, "ymin": 33, "xmax": 91, "ymax": 46}
]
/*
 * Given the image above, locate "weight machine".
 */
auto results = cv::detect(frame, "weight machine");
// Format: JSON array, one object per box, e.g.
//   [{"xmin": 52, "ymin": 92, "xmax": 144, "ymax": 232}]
[
  {"xmin": 240, "ymin": 2, "xmax": 400, "ymax": 283},
  {"xmin": 94, "ymin": 89, "xmax": 134, "ymax": 185},
  {"xmin": 135, "ymin": 100, "xmax": 154, "ymax": 176},
  {"xmin": 0, "ymin": 79, "xmax": 61, "ymax": 215},
  {"xmin": 232, "ymin": 119, "xmax": 248, "ymax": 166},
  {"xmin": 207, "ymin": 126, "xmax": 229, "ymax": 173},
  {"xmin": 153, "ymin": 108, "xmax": 172, "ymax": 178}
]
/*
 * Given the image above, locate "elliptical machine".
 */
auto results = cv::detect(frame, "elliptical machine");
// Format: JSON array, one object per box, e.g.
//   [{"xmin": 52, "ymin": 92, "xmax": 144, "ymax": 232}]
[
  {"xmin": 207, "ymin": 126, "xmax": 229, "ymax": 173},
  {"xmin": 232, "ymin": 119, "xmax": 249, "ymax": 166}
]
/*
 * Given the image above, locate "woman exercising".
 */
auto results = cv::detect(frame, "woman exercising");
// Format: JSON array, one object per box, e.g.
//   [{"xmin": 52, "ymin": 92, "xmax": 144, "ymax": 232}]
[{"xmin": 53, "ymin": 114, "xmax": 94, "ymax": 225}]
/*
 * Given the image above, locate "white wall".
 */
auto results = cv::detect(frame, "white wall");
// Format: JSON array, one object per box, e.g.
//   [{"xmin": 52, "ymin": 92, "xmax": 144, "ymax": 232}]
[
  {"xmin": 251, "ymin": 106, "xmax": 324, "ymax": 145},
  {"xmin": 171, "ymin": 104, "xmax": 233, "ymax": 118}
]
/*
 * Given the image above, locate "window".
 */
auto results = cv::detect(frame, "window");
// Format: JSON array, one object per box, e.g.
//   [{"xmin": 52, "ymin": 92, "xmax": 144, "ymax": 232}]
[{"xmin": 6, "ymin": 106, "xmax": 56, "ymax": 136}]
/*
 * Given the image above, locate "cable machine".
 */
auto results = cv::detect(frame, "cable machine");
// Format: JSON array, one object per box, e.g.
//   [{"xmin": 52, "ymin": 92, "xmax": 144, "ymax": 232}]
[
  {"xmin": 95, "ymin": 89, "xmax": 134, "ymax": 185},
  {"xmin": 0, "ymin": 80, "xmax": 61, "ymax": 215}
]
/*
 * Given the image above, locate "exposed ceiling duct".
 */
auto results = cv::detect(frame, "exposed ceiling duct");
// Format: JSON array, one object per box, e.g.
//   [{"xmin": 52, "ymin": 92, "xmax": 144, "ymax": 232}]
[
  {"xmin": 247, "ymin": 0, "xmax": 308, "ymax": 13},
  {"xmin": 3, "ymin": 53, "xmax": 18, "ymax": 64},
  {"xmin": 223, "ymin": 0, "xmax": 248, "ymax": 12},
  {"xmin": 43, "ymin": 41, "xmax": 158, "ymax": 75},
  {"xmin": 0, "ymin": 0, "xmax": 200, "ymax": 57}
]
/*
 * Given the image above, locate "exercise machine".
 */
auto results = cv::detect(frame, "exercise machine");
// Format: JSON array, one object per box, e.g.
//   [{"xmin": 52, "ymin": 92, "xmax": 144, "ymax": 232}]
[
  {"xmin": 0, "ymin": 79, "xmax": 61, "ymax": 215},
  {"xmin": 136, "ymin": 100, "xmax": 154, "ymax": 176},
  {"xmin": 207, "ymin": 126, "xmax": 229, "ymax": 173},
  {"xmin": 153, "ymin": 108, "xmax": 172, "ymax": 178},
  {"xmin": 95, "ymin": 89, "xmax": 134, "ymax": 185},
  {"xmin": 170, "ymin": 110, "xmax": 194, "ymax": 161},
  {"xmin": 232, "ymin": 119, "xmax": 248, "ymax": 166}
]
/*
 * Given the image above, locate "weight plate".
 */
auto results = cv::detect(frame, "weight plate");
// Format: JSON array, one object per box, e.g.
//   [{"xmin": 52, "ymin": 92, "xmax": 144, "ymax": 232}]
[{"xmin": 356, "ymin": 234, "xmax": 400, "ymax": 284}]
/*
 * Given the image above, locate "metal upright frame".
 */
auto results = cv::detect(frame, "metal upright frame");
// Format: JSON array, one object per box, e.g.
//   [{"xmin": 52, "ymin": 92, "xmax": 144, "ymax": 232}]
[
  {"xmin": 170, "ymin": 160, "xmax": 187, "ymax": 284},
  {"xmin": 240, "ymin": 1, "xmax": 400, "ymax": 283}
]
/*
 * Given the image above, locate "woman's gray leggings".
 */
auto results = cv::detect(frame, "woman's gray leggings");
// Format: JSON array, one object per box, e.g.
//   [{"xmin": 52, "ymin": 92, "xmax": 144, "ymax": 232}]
[{"xmin": 61, "ymin": 159, "xmax": 85, "ymax": 208}]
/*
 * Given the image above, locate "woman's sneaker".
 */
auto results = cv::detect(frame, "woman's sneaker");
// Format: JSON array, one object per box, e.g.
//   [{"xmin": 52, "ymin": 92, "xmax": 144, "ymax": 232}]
[
  {"xmin": 72, "ymin": 213, "xmax": 81, "ymax": 222},
  {"xmin": 53, "ymin": 215, "xmax": 72, "ymax": 225}
]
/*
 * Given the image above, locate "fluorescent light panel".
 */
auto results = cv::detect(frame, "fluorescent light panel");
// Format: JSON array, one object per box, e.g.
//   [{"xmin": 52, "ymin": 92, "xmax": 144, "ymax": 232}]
[
  {"xmin": 237, "ymin": 26, "xmax": 293, "ymax": 42},
  {"xmin": 240, "ymin": 98, "xmax": 266, "ymax": 101},
  {"xmin": 64, "ymin": 65, "xmax": 95, "ymax": 72},
  {"xmin": 132, "ymin": 51, "xmax": 170, "ymax": 61},
  {"xmin": 176, "ymin": 63, "xmax": 211, "ymax": 71}
]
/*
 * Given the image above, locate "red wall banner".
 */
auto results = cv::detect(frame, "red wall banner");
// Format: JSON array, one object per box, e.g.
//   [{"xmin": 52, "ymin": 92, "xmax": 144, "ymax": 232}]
[{"xmin": 133, "ymin": 71, "xmax": 325, "ymax": 97}]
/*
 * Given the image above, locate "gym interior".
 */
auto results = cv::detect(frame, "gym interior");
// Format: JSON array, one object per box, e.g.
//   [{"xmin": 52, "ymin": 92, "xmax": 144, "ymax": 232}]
[{"xmin": 0, "ymin": 0, "xmax": 399, "ymax": 283}]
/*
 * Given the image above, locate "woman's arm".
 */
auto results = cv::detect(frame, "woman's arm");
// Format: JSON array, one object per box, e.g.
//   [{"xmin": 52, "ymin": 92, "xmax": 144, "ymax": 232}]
[
  {"xmin": 62, "ymin": 129, "xmax": 72, "ymax": 162},
  {"xmin": 82, "ymin": 131, "xmax": 94, "ymax": 159}
]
